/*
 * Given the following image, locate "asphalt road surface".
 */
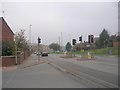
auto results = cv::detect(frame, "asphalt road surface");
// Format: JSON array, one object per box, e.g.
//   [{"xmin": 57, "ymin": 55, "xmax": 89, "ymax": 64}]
[
  {"xmin": 2, "ymin": 55, "xmax": 86, "ymax": 88},
  {"xmin": 44, "ymin": 54, "xmax": 118, "ymax": 88},
  {"xmin": 2, "ymin": 54, "xmax": 118, "ymax": 88}
]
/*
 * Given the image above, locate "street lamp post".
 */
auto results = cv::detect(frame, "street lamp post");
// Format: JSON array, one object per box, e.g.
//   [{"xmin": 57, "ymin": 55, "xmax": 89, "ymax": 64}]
[
  {"xmin": 29, "ymin": 24, "xmax": 32, "ymax": 54},
  {"xmin": 29, "ymin": 24, "xmax": 32, "ymax": 44}
]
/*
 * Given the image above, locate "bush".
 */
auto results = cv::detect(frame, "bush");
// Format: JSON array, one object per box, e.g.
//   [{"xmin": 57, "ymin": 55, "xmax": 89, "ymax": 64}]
[{"xmin": 2, "ymin": 41, "xmax": 13, "ymax": 56}]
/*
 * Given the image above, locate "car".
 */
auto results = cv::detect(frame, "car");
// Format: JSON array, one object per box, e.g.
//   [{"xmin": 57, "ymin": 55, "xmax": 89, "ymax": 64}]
[{"xmin": 41, "ymin": 52, "xmax": 48, "ymax": 56}]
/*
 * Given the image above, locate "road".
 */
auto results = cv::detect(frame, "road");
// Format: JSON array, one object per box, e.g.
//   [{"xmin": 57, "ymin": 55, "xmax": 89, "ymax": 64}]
[
  {"xmin": 2, "ymin": 54, "xmax": 118, "ymax": 88},
  {"xmin": 44, "ymin": 54, "xmax": 118, "ymax": 88},
  {"xmin": 2, "ymin": 54, "xmax": 86, "ymax": 88}
]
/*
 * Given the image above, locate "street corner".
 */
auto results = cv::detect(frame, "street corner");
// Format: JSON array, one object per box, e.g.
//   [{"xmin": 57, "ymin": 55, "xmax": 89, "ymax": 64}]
[{"xmin": 2, "ymin": 66, "xmax": 17, "ymax": 72}]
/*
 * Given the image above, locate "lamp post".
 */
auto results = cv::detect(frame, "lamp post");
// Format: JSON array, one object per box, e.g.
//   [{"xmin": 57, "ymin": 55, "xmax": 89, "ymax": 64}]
[
  {"xmin": 29, "ymin": 24, "xmax": 32, "ymax": 44},
  {"xmin": 29, "ymin": 24, "xmax": 32, "ymax": 54}
]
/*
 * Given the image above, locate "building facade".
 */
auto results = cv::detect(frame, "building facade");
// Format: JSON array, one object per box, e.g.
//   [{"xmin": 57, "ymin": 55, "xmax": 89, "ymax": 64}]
[{"xmin": 0, "ymin": 17, "xmax": 14, "ymax": 42}]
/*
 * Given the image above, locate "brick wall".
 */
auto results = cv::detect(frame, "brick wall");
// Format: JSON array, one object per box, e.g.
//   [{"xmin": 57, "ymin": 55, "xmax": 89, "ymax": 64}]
[
  {"xmin": 0, "ymin": 57, "xmax": 2, "ymax": 67},
  {"xmin": 1, "ymin": 51, "xmax": 30, "ymax": 67},
  {"xmin": 2, "ymin": 56, "xmax": 16, "ymax": 67},
  {"xmin": 113, "ymin": 42, "xmax": 120, "ymax": 47},
  {"xmin": 0, "ymin": 18, "xmax": 2, "ymax": 41},
  {"xmin": 2, "ymin": 18, "xmax": 14, "ymax": 42},
  {"xmin": 0, "ymin": 17, "xmax": 14, "ymax": 42}
]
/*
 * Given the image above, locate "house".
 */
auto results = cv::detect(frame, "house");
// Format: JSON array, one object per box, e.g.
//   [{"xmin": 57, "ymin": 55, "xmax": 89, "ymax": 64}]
[{"xmin": 0, "ymin": 17, "xmax": 14, "ymax": 42}]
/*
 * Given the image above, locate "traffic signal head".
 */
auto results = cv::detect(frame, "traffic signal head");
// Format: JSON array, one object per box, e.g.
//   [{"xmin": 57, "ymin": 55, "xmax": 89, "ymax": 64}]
[
  {"xmin": 72, "ymin": 39, "xmax": 76, "ymax": 45},
  {"xmin": 79, "ymin": 36, "xmax": 82, "ymax": 41},
  {"xmin": 88, "ymin": 35, "xmax": 94, "ymax": 43},
  {"xmin": 38, "ymin": 37, "xmax": 41, "ymax": 44},
  {"xmin": 88, "ymin": 35, "xmax": 91, "ymax": 43},
  {"xmin": 91, "ymin": 35, "xmax": 94, "ymax": 43}
]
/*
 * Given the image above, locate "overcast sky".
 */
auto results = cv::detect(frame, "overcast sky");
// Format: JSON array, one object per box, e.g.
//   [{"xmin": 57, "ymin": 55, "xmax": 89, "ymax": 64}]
[{"xmin": 0, "ymin": 1, "xmax": 118, "ymax": 46}]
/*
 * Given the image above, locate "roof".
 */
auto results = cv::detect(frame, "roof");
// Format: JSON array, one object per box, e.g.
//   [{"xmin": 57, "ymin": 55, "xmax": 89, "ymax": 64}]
[{"xmin": 0, "ymin": 17, "xmax": 14, "ymax": 35}]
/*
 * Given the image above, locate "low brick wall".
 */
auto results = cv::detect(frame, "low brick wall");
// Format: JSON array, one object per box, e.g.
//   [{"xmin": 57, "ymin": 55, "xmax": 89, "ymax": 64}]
[
  {"xmin": 0, "ymin": 57, "xmax": 2, "ymax": 67},
  {"xmin": 113, "ymin": 42, "xmax": 120, "ymax": 47},
  {"xmin": 2, "ymin": 56, "xmax": 16, "ymax": 67},
  {"xmin": 2, "ymin": 51, "xmax": 30, "ymax": 67}
]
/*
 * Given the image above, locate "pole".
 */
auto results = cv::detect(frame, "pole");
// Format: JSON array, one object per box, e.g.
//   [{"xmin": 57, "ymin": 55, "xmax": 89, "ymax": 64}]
[
  {"xmin": 61, "ymin": 32, "xmax": 63, "ymax": 52},
  {"xmin": 15, "ymin": 44, "xmax": 17, "ymax": 65},
  {"xmin": 38, "ymin": 42, "xmax": 40, "ymax": 61},
  {"xmin": 59, "ymin": 36, "xmax": 60, "ymax": 47},
  {"xmin": 29, "ymin": 24, "xmax": 32, "ymax": 44}
]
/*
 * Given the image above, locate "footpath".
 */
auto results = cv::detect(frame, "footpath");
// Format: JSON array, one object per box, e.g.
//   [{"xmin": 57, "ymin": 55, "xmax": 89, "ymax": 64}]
[{"xmin": 2, "ymin": 54, "xmax": 45, "ymax": 72}]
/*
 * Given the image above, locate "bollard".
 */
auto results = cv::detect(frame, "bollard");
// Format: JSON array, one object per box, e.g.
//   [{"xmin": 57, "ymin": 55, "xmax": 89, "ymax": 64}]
[{"xmin": 87, "ymin": 52, "xmax": 91, "ymax": 59}]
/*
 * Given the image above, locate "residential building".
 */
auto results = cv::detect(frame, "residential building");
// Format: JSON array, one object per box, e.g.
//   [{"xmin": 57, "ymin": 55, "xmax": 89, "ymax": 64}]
[{"xmin": 0, "ymin": 17, "xmax": 14, "ymax": 42}]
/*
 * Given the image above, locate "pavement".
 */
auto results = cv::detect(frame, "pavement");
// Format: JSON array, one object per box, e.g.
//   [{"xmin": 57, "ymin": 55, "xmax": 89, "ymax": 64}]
[{"xmin": 2, "ymin": 54, "xmax": 45, "ymax": 72}]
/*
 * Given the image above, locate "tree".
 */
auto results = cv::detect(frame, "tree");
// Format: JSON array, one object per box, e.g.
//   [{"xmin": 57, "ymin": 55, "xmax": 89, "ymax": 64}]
[
  {"xmin": 73, "ymin": 43, "xmax": 85, "ymax": 51},
  {"xmin": 108, "ymin": 35, "xmax": 117, "ymax": 47},
  {"xmin": 0, "ymin": 41, "xmax": 2, "ymax": 56},
  {"xmin": 14, "ymin": 30, "xmax": 29, "ymax": 52},
  {"xmin": 49, "ymin": 43, "xmax": 60, "ymax": 51},
  {"xmin": 99, "ymin": 29, "xmax": 110, "ymax": 48},
  {"xmin": 2, "ymin": 41, "xmax": 13, "ymax": 56},
  {"xmin": 65, "ymin": 42, "xmax": 72, "ymax": 52},
  {"xmin": 116, "ymin": 32, "xmax": 120, "ymax": 41}
]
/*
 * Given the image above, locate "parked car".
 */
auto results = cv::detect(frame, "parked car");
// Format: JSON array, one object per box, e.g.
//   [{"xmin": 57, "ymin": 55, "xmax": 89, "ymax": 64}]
[{"xmin": 41, "ymin": 52, "xmax": 48, "ymax": 56}]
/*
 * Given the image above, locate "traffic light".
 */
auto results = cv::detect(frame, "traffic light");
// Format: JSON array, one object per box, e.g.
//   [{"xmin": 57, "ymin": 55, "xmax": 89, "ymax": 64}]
[
  {"xmin": 88, "ymin": 35, "xmax": 94, "ymax": 43},
  {"xmin": 91, "ymin": 35, "xmax": 94, "ymax": 43},
  {"xmin": 72, "ymin": 39, "xmax": 76, "ymax": 45},
  {"xmin": 38, "ymin": 37, "xmax": 41, "ymax": 44},
  {"xmin": 88, "ymin": 35, "xmax": 91, "ymax": 43},
  {"xmin": 79, "ymin": 36, "xmax": 82, "ymax": 41}
]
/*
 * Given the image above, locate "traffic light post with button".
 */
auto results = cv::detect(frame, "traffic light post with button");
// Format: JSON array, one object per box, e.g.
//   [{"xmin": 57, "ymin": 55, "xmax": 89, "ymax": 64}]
[{"xmin": 38, "ymin": 37, "xmax": 41, "ymax": 61}]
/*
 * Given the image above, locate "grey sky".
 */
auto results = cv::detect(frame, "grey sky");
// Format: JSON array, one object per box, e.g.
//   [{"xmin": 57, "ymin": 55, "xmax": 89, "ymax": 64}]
[{"xmin": 1, "ymin": 2, "xmax": 118, "ymax": 45}]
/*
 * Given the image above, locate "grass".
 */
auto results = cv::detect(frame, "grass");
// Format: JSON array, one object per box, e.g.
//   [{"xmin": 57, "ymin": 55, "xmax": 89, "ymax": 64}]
[
  {"xmin": 73, "ymin": 47, "xmax": 119, "ymax": 55},
  {"xmin": 50, "ymin": 52, "xmax": 63, "ymax": 54},
  {"xmin": 50, "ymin": 47, "xmax": 120, "ymax": 56}
]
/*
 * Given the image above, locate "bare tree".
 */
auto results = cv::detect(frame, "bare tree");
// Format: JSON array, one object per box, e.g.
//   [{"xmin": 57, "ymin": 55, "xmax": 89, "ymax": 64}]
[{"xmin": 14, "ymin": 29, "xmax": 29, "ymax": 52}]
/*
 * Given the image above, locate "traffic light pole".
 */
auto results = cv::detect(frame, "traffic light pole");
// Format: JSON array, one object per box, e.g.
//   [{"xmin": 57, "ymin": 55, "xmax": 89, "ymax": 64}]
[
  {"xmin": 72, "ymin": 39, "xmax": 76, "ymax": 57},
  {"xmin": 38, "ymin": 42, "xmax": 40, "ymax": 61},
  {"xmin": 38, "ymin": 37, "xmax": 41, "ymax": 61}
]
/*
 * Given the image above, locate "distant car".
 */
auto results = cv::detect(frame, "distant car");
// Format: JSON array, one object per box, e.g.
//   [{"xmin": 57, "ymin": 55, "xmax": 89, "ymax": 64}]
[{"xmin": 42, "ymin": 52, "xmax": 48, "ymax": 56}]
